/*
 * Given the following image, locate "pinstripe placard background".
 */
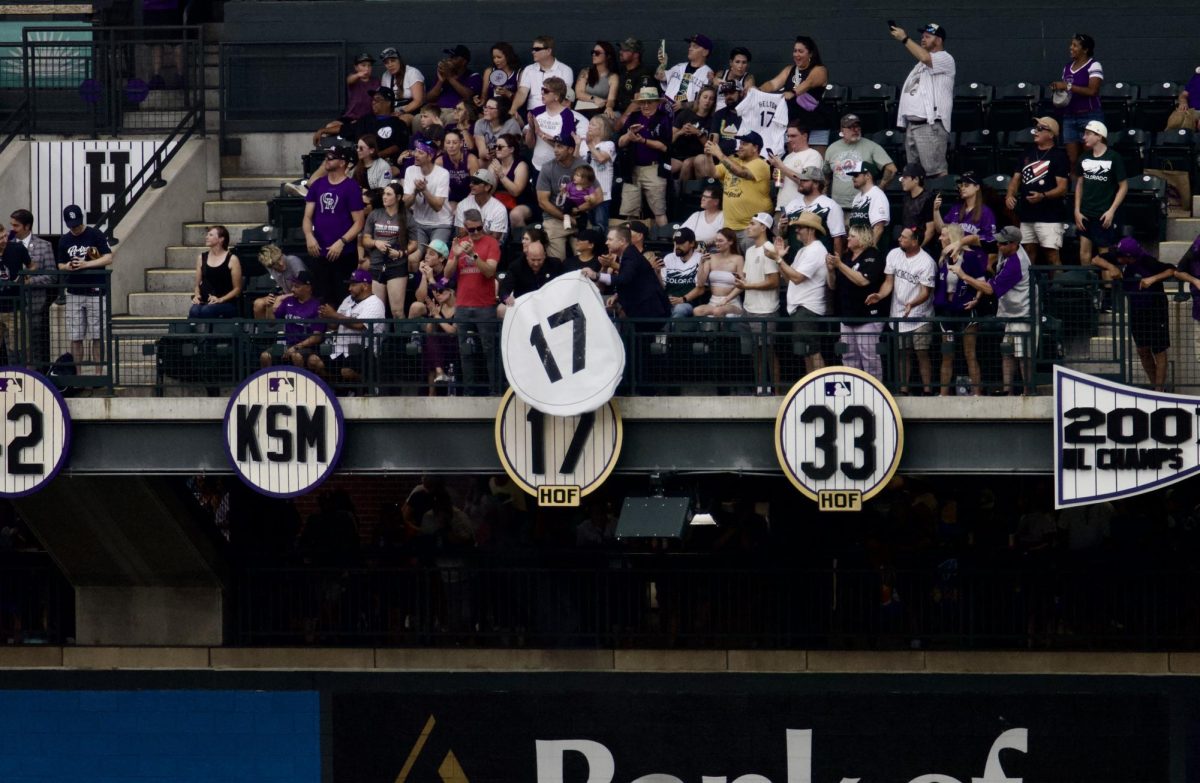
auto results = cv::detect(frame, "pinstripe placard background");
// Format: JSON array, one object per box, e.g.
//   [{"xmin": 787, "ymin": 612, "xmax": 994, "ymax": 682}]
[{"xmin": 0, "ymin": 368, "xmax": 70, "ymax": 498}]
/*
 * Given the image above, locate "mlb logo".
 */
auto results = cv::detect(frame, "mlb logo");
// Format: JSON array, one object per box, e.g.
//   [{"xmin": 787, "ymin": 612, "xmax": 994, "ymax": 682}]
[
  {"xmin": 824, "ymin": 381, "xmax": 851, "ymax": 397},
  {"xmin": 0, "ymin": 378, "xmax": 23, "ymax": 393},
  {"xmin": 268, "ymin": 377, "xmax": 294, "ymax": 393}
]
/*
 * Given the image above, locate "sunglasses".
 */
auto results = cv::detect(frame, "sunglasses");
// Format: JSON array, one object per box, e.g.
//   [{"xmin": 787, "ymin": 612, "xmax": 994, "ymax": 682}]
[
  {"xmin": 1035, "ymin": 125, "xmax": 1053, "ymax": 133},
  {"xmin": 494, "ymin": 144, "xmax": 510, "ymax": 150},
  {"xmin": 593, "ymin": 49, "xmax": 604, "ymax": 55},
  {"xmin": 531, "ymin": 46, "xmax": 547, "ymax": 52},
  {"xmin": 465, "ymin": 226, "xmax": 484, "ymax": 234},
  {"xmin": 540, "ymin": 87, "xmax": 552, "ymax": 93}
]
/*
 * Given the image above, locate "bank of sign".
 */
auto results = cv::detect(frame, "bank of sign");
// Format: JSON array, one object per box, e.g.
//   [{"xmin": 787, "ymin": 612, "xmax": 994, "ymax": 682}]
[
  {"xmin": 223, "ymin": 368, "xmax": 344, "ymax": 497},
  {"xmin": 0, "ymin": 368, "xmax": 71, "ymax": 497},
  {"xmin": 776, "ymin": 366, "xmax": 903, "ymax": 511},
  {"xmin": 1055, "ymin": 366, "xmax": 1200, "ymax": 508}
]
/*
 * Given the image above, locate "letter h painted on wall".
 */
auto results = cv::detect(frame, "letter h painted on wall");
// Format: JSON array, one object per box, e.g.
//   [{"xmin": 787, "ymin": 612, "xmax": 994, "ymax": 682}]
[{"xmin": 84, "ymin": 151, "xmax": 131, "ymax": 224}]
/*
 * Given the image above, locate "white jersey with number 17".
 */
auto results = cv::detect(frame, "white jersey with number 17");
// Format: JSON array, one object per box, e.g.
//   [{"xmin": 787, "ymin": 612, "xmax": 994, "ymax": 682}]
[{"xmin": 734, "ymin": 88, "xmax": 789, "ymax": 158}]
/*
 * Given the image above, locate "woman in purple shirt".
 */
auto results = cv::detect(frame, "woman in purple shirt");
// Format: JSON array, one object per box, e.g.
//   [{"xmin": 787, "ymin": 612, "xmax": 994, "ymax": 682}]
[
  {"xmin": 932, "ymin": 172, "xmax": 999, "ymax": 263},
  {"xmin": 1050, "ymin": 34, "xmax": 1104, "ymax": 172}
]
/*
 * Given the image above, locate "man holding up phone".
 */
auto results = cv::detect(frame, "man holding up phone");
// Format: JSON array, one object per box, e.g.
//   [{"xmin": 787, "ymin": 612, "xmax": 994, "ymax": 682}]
[
  {"xmin": 889, "ymin": 21, "xmax": 956, "ymax": 178},
  {"xmin": 618, "ymin": 87, "xmax": 672, "ymax": 227}
]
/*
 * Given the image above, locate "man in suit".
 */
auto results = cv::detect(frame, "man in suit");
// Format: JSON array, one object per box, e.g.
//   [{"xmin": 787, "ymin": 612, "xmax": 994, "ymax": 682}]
[{"xmin": 602, "ymin": 224, "xmax": 668, "ymax": 323}]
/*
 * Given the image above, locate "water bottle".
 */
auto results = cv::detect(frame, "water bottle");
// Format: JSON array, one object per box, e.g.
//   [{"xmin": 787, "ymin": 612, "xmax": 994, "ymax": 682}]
[
  {"xmin": 447, "ymin": 362, "xmax": 458, "ymax": 396},
  {"xmin": 955, "ymin": 375, "xmax": 969, "ymax": 396}
]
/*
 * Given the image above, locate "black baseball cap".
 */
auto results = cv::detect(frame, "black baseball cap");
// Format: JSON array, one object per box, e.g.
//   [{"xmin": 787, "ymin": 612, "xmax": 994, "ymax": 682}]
[
  {"xmin": 625, "ymin": 221, "xmax": 650, "ymax": 237},
  {"xmin": 575, "ymin": 228, "xmax": 604, "ymax": 245},
  {"xmin": 63, "ymin": 204, "xmax": 84, "ymax": 229},
  {"xmin": 672, "ymin": 227, "xmax": 696, "ymax": 243},
  {"xmin": 369, "ymin": 86, "xmax": 396, "ymax": 104},
  {"xmin": 289, "ymin": 270, "xmax": 314, "ymax": 285},
  {"xmin": 326, "ymin": 145, "xmax": 356, "ymax": 163},
  {"xmin": 354, "ymin": 52, "xmax": 374, "ymax": 64},
  {"xmin": 443, "ymin": 45, "xmax": 471, "ymax": 61}
]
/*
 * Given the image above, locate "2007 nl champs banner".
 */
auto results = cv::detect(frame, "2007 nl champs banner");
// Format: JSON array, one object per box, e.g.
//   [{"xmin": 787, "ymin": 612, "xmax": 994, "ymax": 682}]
[{"xmin": 1055, "ymin": 366, "xmax": 1200, "ymax": 508}]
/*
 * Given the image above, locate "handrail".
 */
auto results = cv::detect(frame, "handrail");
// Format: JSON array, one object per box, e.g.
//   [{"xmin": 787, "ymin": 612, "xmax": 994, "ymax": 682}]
[{"xmin": 0, "ymin": 96, "xmax": 28, "ymax": 154}]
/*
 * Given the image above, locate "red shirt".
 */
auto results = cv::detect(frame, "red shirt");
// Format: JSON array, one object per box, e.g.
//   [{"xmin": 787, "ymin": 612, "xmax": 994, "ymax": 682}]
[{"xmin": 452, "ymin": 234, "xmax": 501, "ymax": 307}]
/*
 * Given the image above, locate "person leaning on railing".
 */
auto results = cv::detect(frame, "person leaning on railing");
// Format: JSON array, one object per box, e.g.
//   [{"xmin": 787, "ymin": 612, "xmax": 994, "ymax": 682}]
[
  {"xmin": 0, "ymin": 229, "xmax": 30, "ymax": 364},
  {"xmin": 9, "ymin": 209, "xmax": 54, "ymax": 370}
]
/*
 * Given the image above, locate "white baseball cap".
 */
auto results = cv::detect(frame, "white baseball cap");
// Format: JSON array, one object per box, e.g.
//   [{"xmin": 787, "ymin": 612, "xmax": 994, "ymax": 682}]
[
  {"xmin": 1084, "ymin": 120, "xmax": 1108, "ymax": 139},
  {"xmin": 751, "ymin": 212, "xmax": 774, "ymax": 229}
]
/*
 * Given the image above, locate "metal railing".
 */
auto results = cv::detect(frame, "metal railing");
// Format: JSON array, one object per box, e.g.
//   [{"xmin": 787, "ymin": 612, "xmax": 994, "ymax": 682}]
[{"xmin": 235, "ymin": 559, "xmax": 1200, "ymax": 650}]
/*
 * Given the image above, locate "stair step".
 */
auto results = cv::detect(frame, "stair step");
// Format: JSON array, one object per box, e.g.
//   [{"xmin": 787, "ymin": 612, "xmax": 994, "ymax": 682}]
[
  {"xmin": 203, "ymin": 200, "xmax": 268, "ymax": 223},
  {"xmin": 1159, "ymin": 241, "xmax": 1193, "ymax": 265},
  {"xmin": 165, "ymin": 246, "xmax": 206, "ymax": 269},
  {"xmin": 220, "ymin": 175, "xmax": 291, "ymax": 201},
  {"xmin": 128, "ymin": 292, "xmax": 193, "ymax": 317},
  {"xmin": 1167, "ymin": 218, "xmax": 1200, "ymax": 242},
  {"xmin": 1193, "ymin": 194, "xmax": 1200, "ymax": 216},
  {"xmin": 145, "ymin": 268, "xmax": 195, "ymax": 293},
  {"xmin": 183, "ymin": 222, "xmax": 260, "ymax": 245}
]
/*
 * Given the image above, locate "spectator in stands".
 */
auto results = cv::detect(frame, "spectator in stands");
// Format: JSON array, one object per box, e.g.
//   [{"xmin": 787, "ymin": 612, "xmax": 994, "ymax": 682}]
[
  {"xmin": 188, "ymin": 226, "xmax": 243, "ymax": 319},
  {"xmin": 952, "ymin": 226, "xmax": 1032, "ymax": 395},
  {"xmin": 1174, "ymin": 235, "xmax": 1200, "ymax": 362},
  {"xmin": 354, "ymin": 132, "xmax": 394, "ymax": 191},
  {"xmin": 1006, "ymin": 117, "xmax": 1070, "ymax": 265},
  {"xmin": 259, "ymin": 270, "xmax": 325, "ymax": 369},
  {"xmin": 445, "ymin": 209, "xmax": 501, "ymax": 394},
  {"xmin": 1094, "ymin": 237, "xmax": 1173, "ymax": 391},
  {"xmin": 737, "ymin": 213, "xmax": 782, "ymax": 392},
  {"xmin": 898, "ymin": 162, "xmax": 937, "ymax": 249},
  {"xmin": 436, "ymin": 128, "xmax": 480, "ymax": 212},
  {"xmin": 310, "ymin": 53, "xmax": 379, "ymax": 147},
  {"xmin": 303, "ymin": 145, "xmax": 365, "ymax": 302},
  {"xmin": 513, "ymin": 35, "xmax": 574, "ymax": 117},
  {"xmin": 657, "ymin": 34, "xmax": 714, "ymax": 111},
  {"xmin": 771, "ymin": 124, "xmax": 824, "ymax": 213},
  {"xmin": 560, "ymin": 164, "xmax": 604, "ymax": 228},
  {"xmin": 758, "ymin": 37, "xmax": 834, "ymax": 148},
  {"xmin": 603, "ymin": 224, "xmax": 669, "ymax": 321},
  {"xmin": 537, "ymin": 132, "xmax": 588, "ymax": 258},
  {"xmin": 680, "ymin": 184, "xmax": 724, "ymax": 246},
  {"xmin": 483, "ymin": 42, "xmax": 521, "ymax": 105},
  {"xmin": 454, "ymin": 170, "xmax": 509, "ymax": 241},
  {"xmin": 448, "ymin": 101, "xmax": 480, "ymax": 156},
  {"xmin": 408, "ymin": 240, "xmax": 451, "ymax": 317},
  {"xmin": 488, "ymin": 133, "xmax": 534, "ymax": 228},
  {"xmin": 314, "ymin": 269, "xmax": 386, "ymax": 384},
  {"xmin": 694, "ymin": 228, "xmax": 745, "ymax": 318},
  {"xmin": 867, "ymin": 225, "xmax": 936, "ymax": 394},
  {"xmin": 252, "ymin": 245, "xmax": 306, "ymax": 320},
  {"xmin": 890, "ymin": 22, "xmax": 955, "ymax": 178},
  {"xmin": 576, "ymin": 41, "xmax": 619, "ymax": 117},
  {"xmin": 1050, "ymin": 34, "xmax": 1104, "ymax": 173},
  {"xmin": 933, "ymin": 224, "xmax": 986, "ymax": 396},
  {"xmin": 564, "ymin": 228, "xmax": 609, "ymax": 288},
  {"xmin": 706, "ymin": 130, "xmax": 772, "ymax": 250},
  {"xmin": 0, "ymin": 227, "xmax": 30, "ymax": 361},
  {"xmin": 712, "ymin": 81, "xmax": 744, "ymax": 156},
  {"xmin": 932, "ymin": 172, "xmax": 998, "ymax": 260},
  {"xmin": 778, "ymin": 212, "xmax": 829, "ymax": 373},
  {"xmin": 292, "ymin": 90, "xmax": 404, "ymax": 198},
  {"xmin": 619, "ymin": 86, "xmax": 672, "ymax": 228},
  {"xmin": 474, "ymin": 96, "xmax": 522, "ymax": 166},
  {"xmin": 671, "ymin": 84, "xmax": 718, "ymax": 181},
  {"xmin": 56, "ymin": 204, "xmax": 113, "ymax": 369},
  {"xmin": 427, "ymin": 45, "xmax": 482, "ymax": 121},
  {"xmin": 403, "ymin": 138, "xmax": 454, "ymax": 251},
  {"xmin": 780, "ymin": 166, "xmax": 847, "ymax": 256},
  {"xmin": 418, "ymin": 277, "xmax": 459, "ymax": 394},
  {"xmin": 8, "ymin": 209, "xmax": 54, "ymax": 369},
  {"xmin": 661, "ymin": 227, "xmax": 705, "ymax": 317},
  {"xmin": 579, "ymin": 115, "xmax": 616, "ymax": 229},
  {"xmin": 379, "ymin": 48, "xmax": 425, "ymax": 124},
  {"xmin": 1074, "ymin": 120, "xmax": 1127, "ymax": 267},
  {"xmin": 845, "ymin": 161, "xmax": 890, "ymax": 248},
  {"xmin": 709, "ymin": 46, "xmax": 756, "ymax": 95},
  {"xmin": 361, "ymin": 181, "xmax": 411, "ymax": 319},
  {"xmin": 827, "ymin": 224, "xmax": 886, "ymax": 379},
  {"xmin": 824, "ymin": 114, "xmax": 896, "ymax": 210},
  {"xmin": 616, "ymin": 38, "xmax": 656, "ymax": 117},
  {"xmin": 1169, "ymin": 68, "xmax": 1200, "ymax": 131},
  {"xmin": 527, "ymin": 76, "xmax": 583, "ymax": 175},
  {"xmin": 499, "ymin": 240, "xmax": 563, "ymax": 316}
]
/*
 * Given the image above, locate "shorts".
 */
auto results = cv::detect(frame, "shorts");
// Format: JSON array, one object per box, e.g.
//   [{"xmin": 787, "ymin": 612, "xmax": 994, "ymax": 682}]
[
  {"xmin": 371, "ymin": 264, "xmax": 408, "ymax": 284},
  {"xmin": 327, "ymin": 352, "xmax": 370, "ymax": 378},
  {"xmin": 1062, "ymin": 110, "xmax": 1105, "ymax": 145},
  {"xmin": 1004, "ymin": 321, "xmax": 1032, "ymax": 358},
  {"xmin": 1079, "ymin": 216, "xmax": 1118, "ymax": 250},
  {"xmin": 1131, "ymin": 305, "xmax": 1170, "ymax": 354},
  {"xmin": 896, "ymin": 322, "xmax": 933, "ymax": 351},
  {"xmin": 1020, "ymin": 221, "xmax": 1065, "ymax": 250},
  {"xmin": 904, "ymin": 121, "xmax": 950, "ymax": 176},
  {"xmin": 745, "ymin": 313, "xmax": 777, "ymax": 332},
  {"xmin": 410, "ymin": 223, "xmax": 453, "ymax": 248},
  {"xmin": 788, "ymin": 305, "xmax": 826, "ymax": 354},
  {"xmin": 620, "ymin": 164, "xmax": 667, "ymax": 218},
  {"xmin": 272, "ymin": 344, "xmax": 319, "ymax": 363},
  {"xmin": 937, "ymin": 314, "xmax": 977, "ymax": 337},
  {"xmin": 65, "ymin": 292, "xmax": 104, "ymax": 341}
]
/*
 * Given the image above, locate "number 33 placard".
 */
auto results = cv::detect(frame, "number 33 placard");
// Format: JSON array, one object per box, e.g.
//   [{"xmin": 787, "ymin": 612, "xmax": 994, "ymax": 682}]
[{"xmin": 500, "ymin": 271, "xmax": 625, "ymax": 417}]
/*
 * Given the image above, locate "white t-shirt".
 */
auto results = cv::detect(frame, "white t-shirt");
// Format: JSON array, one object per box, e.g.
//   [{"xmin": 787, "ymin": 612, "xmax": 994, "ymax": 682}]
[
  {"xmin": 403, "ymin": 165, "xmax": 453, "ymax": 226},
  {"xmin": 849, "ymin": 185, "xmax": 891, "ymax": 228},
  {"xmin": 782, "ymin": 194, "xmax": 847, "ymax": 239},
  {"xmin": 454, "ymin": 195, "xmax": 510, "ymax": 237},
  {"xmin": 526, "ymin": 107, "xmax": 587, "ymax": 170},
  {"xmin": 660, "ymin": 62, "xmax": 714, "ymax": 104},
  {"xmin": 734, "ymin": 88, "xmax": 790, "ymax": 158},
  {"xmin": 896, "ymin": 50, "xmax": 956, "ymax": 131},
  {"xmin": 579, "ymin": 138, "xmax": 616, "ymax": 200},
  {"xmin": 786, "ymin": 240, "xmax": 828, "ymax": 315},
  {"xmin": 742, "ymin": 243, "xmax": 780, "ymax": 315},
  {"xmin": 381, "ymin": 66, "xmax": 425, "ymax": 102},
  {"xmin": 681, "ymin": 210, "xmax": 724, "ymax": 245},
  {"xmin": 775, "ymin": 149, "xmax": 824, "ymax": 209},
  {"xmin": 331, "ymin": 294, "xmax": 386, "ymax": 358},
  {"xmin": 518, "ymin": 59, "xmax": 575, "ymax": 112},
  {"xmin": 884, "ymin": 247, "xmax": 936, "ymax": 330}
]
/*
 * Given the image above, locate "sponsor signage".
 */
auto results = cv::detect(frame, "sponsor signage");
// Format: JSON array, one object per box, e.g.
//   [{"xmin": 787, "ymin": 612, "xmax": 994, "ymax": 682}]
[
  {"xmin": 1055, "ymin": 366, "xmax": 1200, "ymax": 508},
  {"xmin": 0, "ymin": 368, "xmax": 71, "ymax": 497},
  {"xmin": 776, "ymin": 367, "xmax": 903, "ymax": 509},
  {"xmin": 223, "ymin": 368, "xmax": 344, "ymax": 498}
]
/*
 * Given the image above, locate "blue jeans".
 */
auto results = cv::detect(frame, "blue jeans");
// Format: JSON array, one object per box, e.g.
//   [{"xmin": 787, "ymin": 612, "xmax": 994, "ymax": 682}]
[
  {"xmin": 1062, "ymin": 109, "xmax": 1104, "ymax": 144},
  {"xmin": 670, "ymin": 302, "xmax": 694, "ymax": 318},
  {"xmin": 189, "ymin": 301, "xmax": 237, "ymax": 319},
  {"xmin": 587, "ymin": 200, "xmax": 611, "ymax": 231}
]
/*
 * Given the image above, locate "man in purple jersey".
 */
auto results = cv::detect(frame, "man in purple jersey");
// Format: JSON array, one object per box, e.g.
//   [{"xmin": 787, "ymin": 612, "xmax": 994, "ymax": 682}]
[
  {"xmin": 260, "ymin": 271, "xmax": 327, "ymax": 368},
  {"xmin": 426, "ymin": 45, "xmax": 482, "ymax": 120},
  {"xmin": 302, "ymin": 145, "xmax": 365, "ymax": 303}
]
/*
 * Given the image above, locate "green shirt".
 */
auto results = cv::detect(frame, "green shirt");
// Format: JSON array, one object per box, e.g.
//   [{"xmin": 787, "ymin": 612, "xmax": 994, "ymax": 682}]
[{"xmin": 1075, "ymin": 148, "xmax": 1127, "ymax": 218}]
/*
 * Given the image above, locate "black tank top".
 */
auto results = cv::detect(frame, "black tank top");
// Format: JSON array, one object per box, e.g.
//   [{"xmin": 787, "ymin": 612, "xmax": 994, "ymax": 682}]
[
  {"xmin": 200, "ymin": 251, "xmax": 235, "ymax": 298},
  {"xmin": 785, "ymin": 64, "xmax": 835, "ymax": 129}
]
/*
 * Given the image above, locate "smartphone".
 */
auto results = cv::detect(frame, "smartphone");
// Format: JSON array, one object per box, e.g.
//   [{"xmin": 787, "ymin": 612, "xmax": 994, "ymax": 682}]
[
  {"xmin": 887, "ymin": 19, "xmax": 897, "ymax": 29},
  {"xmin": 658, "ymin": 39, "xmax": 667, "ymax": 61}
]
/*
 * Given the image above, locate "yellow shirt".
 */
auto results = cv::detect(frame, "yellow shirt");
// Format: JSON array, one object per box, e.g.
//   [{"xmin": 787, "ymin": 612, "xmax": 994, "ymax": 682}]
[{"xmin": 715, "ymin": 156, "xmax": 772, "ymax": 231}]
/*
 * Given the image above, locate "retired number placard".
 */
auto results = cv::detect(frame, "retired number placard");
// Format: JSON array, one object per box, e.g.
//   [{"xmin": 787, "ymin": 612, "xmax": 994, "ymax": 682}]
[{"xmin": 0, "ymin": 368, "xmax": 71, "ymax": 497}]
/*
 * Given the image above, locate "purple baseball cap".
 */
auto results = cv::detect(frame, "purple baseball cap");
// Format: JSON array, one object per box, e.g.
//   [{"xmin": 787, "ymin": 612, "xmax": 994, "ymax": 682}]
[
  {"xmin": 346, "ymin": 269, "xmax": 373, "ymax": 285},
  {"xmin": 1116, "ymin": 237, "xmax": 1143, "ymax": 257}
]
